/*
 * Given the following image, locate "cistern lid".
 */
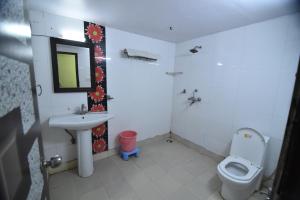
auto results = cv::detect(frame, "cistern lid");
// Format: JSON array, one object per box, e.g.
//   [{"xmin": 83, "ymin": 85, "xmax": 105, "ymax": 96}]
[{"xmin": 230, "ymin": 128, "xmax": 270, "ymax": 167}]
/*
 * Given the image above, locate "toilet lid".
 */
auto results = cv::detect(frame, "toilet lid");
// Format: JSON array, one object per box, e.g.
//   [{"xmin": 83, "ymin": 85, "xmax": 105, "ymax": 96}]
[
  {"xmin": 230, "ymin": 128, "xmax": 269, "ymax": 167},
  {"xmin": 218, "ymin": 156, "xmax": 260, "ymax": 182}
]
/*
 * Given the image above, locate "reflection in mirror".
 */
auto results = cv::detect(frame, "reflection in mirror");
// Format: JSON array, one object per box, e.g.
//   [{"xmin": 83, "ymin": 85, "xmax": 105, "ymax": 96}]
[
  {"xmin": 56, "ymin": 44, "xmax": 91, "ymax": 88},
  {"xmin": 50, "ymin": 37, "xmax": 95, "ymax": 93},
  {"xmin": 57, "ymin": 52, "xmax": 79, "ymax": 88}
]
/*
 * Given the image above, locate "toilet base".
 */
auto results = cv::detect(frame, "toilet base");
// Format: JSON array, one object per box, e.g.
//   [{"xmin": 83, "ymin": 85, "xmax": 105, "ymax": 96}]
[
  {"xmin": 221, "ymin": 184, "xmax": 252, "ymax": 200},
  {"xmin": 218, "ymin": 166, "xmax": 263, "ymax": 200}
]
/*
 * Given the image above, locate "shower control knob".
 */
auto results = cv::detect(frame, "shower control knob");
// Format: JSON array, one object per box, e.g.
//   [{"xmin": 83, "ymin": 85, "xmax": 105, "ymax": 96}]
[{"xmin": 106, "ymin": 95, "xmax": 114, "ymax": 100}]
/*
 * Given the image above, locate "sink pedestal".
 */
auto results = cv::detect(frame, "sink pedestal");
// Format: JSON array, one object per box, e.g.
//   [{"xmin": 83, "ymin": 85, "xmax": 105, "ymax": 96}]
[{"xmin": 77, "ymin": 129, "xmax": 93, "ymax": 177}]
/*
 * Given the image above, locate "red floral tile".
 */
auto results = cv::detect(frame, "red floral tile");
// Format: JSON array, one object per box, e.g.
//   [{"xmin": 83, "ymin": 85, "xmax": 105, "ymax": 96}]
[
  {"xmin": 89, "ymin": 85, "xmax": 105, "ymax": 103},
  {"xmin": 85, "ymin": 23, "xmax": 104, "ymax": 43},
  {"xmin": 93, "ymin": 139, "xmax": 106, "ymax": 153},
  {"xmin": 90, "ymin": 104, "xmax": 105, "ymax": 112},
  {"xmin": 95, "ymin": 66, "xmax": 105, "ymax": 83},
  {"xmin": 92, "ymin": 124, "xmax": 106, "ymax": 137},
  {"xmin": 94, "ymin": 45, "xmax": 105, "ymax": 64},
  {"xmin": 85, "ymin": 21, "xmax": 108, "ymax": 154}
]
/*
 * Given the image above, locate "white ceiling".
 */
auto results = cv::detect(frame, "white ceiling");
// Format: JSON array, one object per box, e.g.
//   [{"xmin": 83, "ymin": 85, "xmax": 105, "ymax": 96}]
[{"xmin": 26, "ymin": 0, "xmax": 300, "ymax": 42}]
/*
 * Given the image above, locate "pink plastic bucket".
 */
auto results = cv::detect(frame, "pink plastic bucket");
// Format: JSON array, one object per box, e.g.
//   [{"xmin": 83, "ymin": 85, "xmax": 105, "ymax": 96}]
[{"xmin": 119, "ymin": 130, "xmax": 137, "ymax": 152}]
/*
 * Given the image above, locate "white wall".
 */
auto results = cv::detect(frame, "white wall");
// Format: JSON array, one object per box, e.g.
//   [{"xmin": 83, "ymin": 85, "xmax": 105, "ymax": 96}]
[
  {"xmin": 106, "ymin": 28, "xmax": 175, "ymax": 148},
  {"xmin": 171, "ymin": 13, "xmax": 300, "ymax": 176},
  {"xmin": 30, "ymin": 9, "xmax": 299, "ymax": 175},
  {"xmin": 30, "ymin": 11, "xmax": 175, "ymax": 162}
]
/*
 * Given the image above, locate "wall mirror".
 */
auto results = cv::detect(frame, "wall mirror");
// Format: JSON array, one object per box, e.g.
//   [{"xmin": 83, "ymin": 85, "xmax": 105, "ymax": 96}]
[{"xmin": 50, "ymin": 37, "xmax": 96, "ymax": 92}]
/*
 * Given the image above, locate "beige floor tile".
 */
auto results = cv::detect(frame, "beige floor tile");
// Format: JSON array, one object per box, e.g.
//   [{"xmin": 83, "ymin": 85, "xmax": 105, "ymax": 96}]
[
  {"xmin": 173, "ymin": 148, "xmax": 203, "ymax": 164},
  {"xmin": 155, "ymin": 157, "xmax": 183, "ymax": 172},
  {"xmin": 140, "ymin": 144, "xmax": 157, "ymax": 154},
  {"xmin": 49, "ymin": 138, "xmax": 261, "ymax": 200},
  {"xmin": 183, "ymin": 155, "xmax": 217, "ymax": 178},
  {"xmin": 49, "ymin": 184, "xmax": 77, "ymax": 200},
  {"xmin": 125, "ymin": 170, "xmax": 152, "ymax": 191},
  {"xmin": 166, "ymin": 186, "xmax": 201, "ymax": 200},
  {"xmin": 134, "ymin": 181, "xmax": 167, "ymax": 200},
  {"xmin": 148, "ymin": 148, "xmax": 185, "ymax": 171},
  {"xmin": 74, "ymin": 177, "xmax": 105, "ymax": 197},
  {"xmin": 207, "ymin": 191, "xmax": 223, "ymax": 200},
  {"xmin": 112, "ymin": 156, "xmax": 143, "ymax": 179},
  {"xmin": 186, "ymin": 170, "xmax": 221, "ymax": 199},
  {"xmin": 95, "ymin": 160, "xmax": 125, "ymax": 185},
  {"xmin": 79, "ymin": 187, "xmax": 109, "ymax": 200},
  {"xmin": 167, "ymin": 165, "xmax": 195, "ymax": 185},
  {"xmin": 133, "ymin": 152, "xmax": 157, "ymax": 169},
  {"xmin": 104, "ymin": 177, "xmax": 136, "ymax": 200},
  {"xmin": 120, "ymin": 164, "xmax": 142, "ymax": 179},
  {"xmin": 111, "ymin": 154, "xmax": 137, "ymax": 168},
  {"xmin": 196, "ymin": 169, "xmax": 221, "ymax": 186},
  {"xmin": 94, "ymin": 157, "xmax": 119, "ymax": 174},
  {"xmin": 114, "ymin": 191, "xmax": 141, "ymax": 200},
  {"xmin": 49, "ymin": 170, "xmax": 76, "ymax": 189},
  {"xmin": 153, "ymin": 174, "xmax": 182, "ymax": 198},
  {"xmin": 142, "ymin": 164, "xmax": 167, "ymax": 181}
]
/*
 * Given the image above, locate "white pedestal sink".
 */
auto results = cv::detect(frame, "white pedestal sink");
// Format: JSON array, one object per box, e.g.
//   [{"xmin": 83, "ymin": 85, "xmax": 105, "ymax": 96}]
[{"xmin": 49, "ymin": 112, "xmax": 113, "ymax": 177}]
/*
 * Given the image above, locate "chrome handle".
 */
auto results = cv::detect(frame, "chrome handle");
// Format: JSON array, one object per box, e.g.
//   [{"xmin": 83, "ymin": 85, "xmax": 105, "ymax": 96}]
[
  {"xmin": 106, "ymin": 95, "xmax": 114, "ymax": 100},
  {"xmin": 36, "ymin": 84, "xmax": 42, "ymax": 96},
  {"xmin": 41, "ymin": 155, "xmax": 62, "ymax": 168},
  {"xmin": 180, "ymin": 89, "xmax": 186, "ymax": 94},
  {"xmin": 80, "ymin": 104, "xmax": 88, "ymax": 115}
]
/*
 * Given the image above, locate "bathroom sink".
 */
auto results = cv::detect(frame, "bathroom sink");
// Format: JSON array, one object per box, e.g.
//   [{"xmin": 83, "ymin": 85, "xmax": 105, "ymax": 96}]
[
  {"xmin": 49, "ymin": 112, "xmax": 114, "ymax": 130},
  {"xmin": 48, "ymin": 112, "xmax": 113, "ymax": 177}
]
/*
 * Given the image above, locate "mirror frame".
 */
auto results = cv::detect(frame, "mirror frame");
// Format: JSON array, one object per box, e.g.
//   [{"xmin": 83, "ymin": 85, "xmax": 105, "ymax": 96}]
[{"xmin": 50, "ymin": 37, "xmax": 96, "ymax": 93}]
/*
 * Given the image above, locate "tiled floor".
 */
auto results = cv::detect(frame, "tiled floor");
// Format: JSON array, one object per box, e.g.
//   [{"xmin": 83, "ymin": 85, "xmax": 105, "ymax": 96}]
[{"xmin": 49, "ymin": 138, "xmax": 266, "ymax": 200}]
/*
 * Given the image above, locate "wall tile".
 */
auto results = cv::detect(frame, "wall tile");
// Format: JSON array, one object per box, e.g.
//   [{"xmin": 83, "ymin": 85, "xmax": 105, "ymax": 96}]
[{"xmin": 172, "ymin": 13, "xmax": 300, "ymax": 175}]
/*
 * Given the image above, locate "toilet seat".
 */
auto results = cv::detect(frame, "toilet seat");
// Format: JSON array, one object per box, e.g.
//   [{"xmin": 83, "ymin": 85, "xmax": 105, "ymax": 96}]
[
  {"xmin": 217, "ymin": 129, "xmax": 269, "ymax": 200},
  {"xmin": 218, "ymin": 156, "xmax": 261, "ymax": 183}
]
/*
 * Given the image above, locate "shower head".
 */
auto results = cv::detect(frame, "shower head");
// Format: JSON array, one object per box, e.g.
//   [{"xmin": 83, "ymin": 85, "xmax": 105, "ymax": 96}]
[{"xmin": 190, "ymin": 46, "xmax": 202, "ymax": 53}]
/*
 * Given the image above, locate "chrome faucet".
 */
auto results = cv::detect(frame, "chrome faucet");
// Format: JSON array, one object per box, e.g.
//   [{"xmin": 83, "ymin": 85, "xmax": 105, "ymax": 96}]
[
  {"xmin": 80, "ymin": 104, "xmax": 88, "ymax": 115},
  {"xmin": 188, "ymin": 96, "xmax": 201, "ymax": 105},
  {"xmin": 188, "ymin": 89, "xmax": 201, "ymax": 105}
]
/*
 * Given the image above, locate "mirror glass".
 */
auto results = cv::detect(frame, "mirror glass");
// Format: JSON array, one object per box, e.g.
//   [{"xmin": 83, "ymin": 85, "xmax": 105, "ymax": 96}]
[
  {"xmin": 56, "ymin": 44, "xmax": 91, "ymax": 88},
  {"xmin": 50, "ymin": 37, "xmax": 95, "ymax": 93}
]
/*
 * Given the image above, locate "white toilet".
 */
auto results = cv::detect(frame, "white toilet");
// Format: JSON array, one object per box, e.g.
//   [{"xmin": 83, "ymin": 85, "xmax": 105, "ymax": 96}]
[{"xmin": 217, "ymin": 128, "xmax": 270, "ymax": 200}]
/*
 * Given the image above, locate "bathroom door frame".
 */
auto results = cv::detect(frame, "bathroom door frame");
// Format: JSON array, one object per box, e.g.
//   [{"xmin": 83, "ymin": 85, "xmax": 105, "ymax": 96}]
[
  {"xmin": 271, "ymin": 57, "xmax": 300, "ymax": 200},
  {"xmin": 0, "ymin": 0, "xmax": 49, "ymax": 199}
]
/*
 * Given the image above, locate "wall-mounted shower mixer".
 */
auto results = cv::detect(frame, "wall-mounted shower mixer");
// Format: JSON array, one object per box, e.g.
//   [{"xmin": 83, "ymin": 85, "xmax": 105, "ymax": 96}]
[
  {"xmin": 188, "ymin": 89, "xmax": 201, "ymax": 105},
  {"xmin": 190, "ymin": 46, "xmax": 202, "ymax": 53}
]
